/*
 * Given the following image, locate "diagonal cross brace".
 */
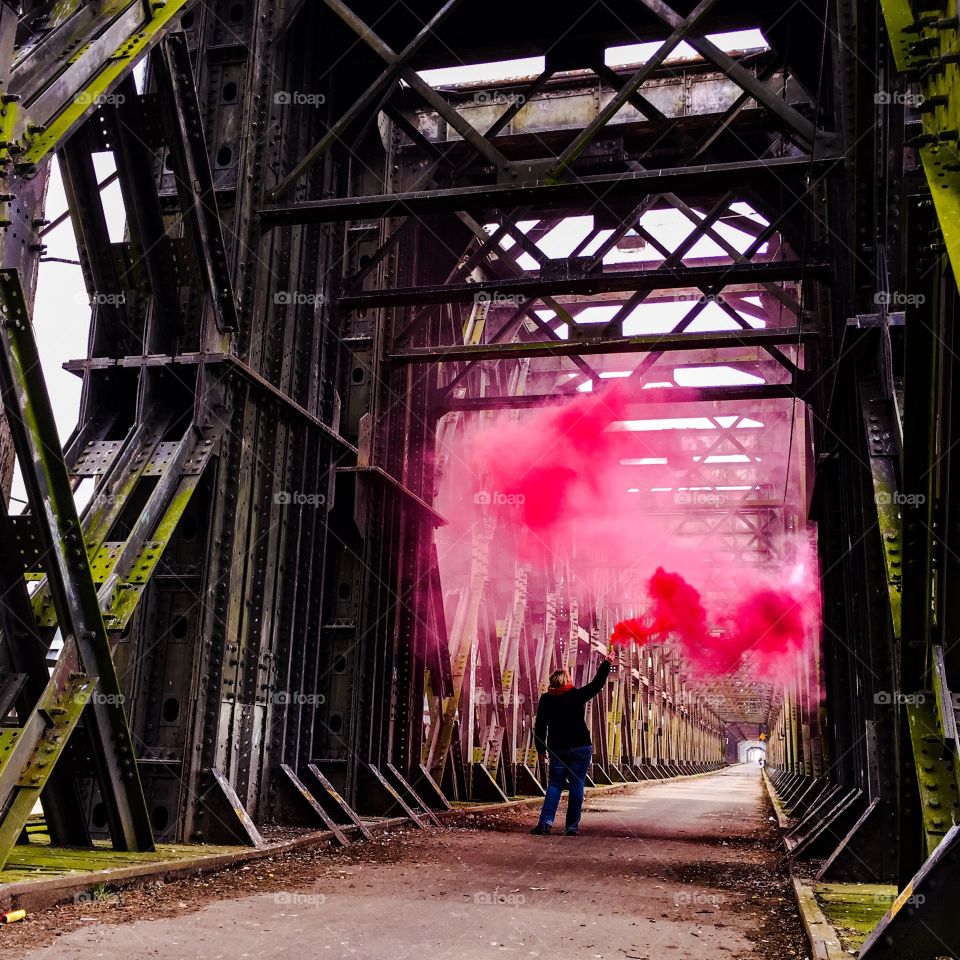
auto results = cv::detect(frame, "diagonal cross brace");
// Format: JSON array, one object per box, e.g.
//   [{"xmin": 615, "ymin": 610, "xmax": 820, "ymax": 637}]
[
  {"xmin": 435, "ymin": 81, "xmax": 814, "ymax": 393},
  {"xmin": 0, "ymin": 672, "xmax": 96, "ymax": 863},
  {"xmin": 629, "ymin": 205, "xmax": 802, "ymax": 377},
  {"xmin": 271, "ymin": 0, "xmax": 467, "ymax": 199},
  {"xmin": 9, "ymin": 0, "xmax": 194, "ymax": 171},
  {"xmin": 615, "ymin": 201, "xmax": 805, "ymax": 384},
  {"xmin": 156, "ymin": 32, "xmax": 240, "ymax": 333},
  {"xmin": 320, "ymin": 0, "xmax": 509, "ymax": 172},
  {"xmin": 547, "ymin": 0, "xmax": 722, "ymax": 180},
  {"xmin": 0, "ymin": 269, "xmax": 154, "ymax": 863},
  {"xmin": 635, "ymin": 0, "xmax": 819, "ymax": 147}
]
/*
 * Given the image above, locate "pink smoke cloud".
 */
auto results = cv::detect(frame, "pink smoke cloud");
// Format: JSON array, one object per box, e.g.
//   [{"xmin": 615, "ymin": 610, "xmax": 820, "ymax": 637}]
[
  {"xmin": 611, "ymin": 566, "xmax": 818, "ymax": 679},
  {"xmin": 463, "ymin": 378, "xmax": 819, "ymax": 681}
]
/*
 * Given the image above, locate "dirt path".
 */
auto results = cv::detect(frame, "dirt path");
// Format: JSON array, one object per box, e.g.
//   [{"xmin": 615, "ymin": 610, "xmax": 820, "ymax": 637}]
[{"xmin": 2, "ymin": 765, "xmax": 806, "ymax": 960}]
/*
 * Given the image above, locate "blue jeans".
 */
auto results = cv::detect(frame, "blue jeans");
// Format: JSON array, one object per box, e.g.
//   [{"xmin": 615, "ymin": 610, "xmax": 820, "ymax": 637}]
[{"xmin": 537, "ymin": 745, "xmax": 593, "ymax": 831}]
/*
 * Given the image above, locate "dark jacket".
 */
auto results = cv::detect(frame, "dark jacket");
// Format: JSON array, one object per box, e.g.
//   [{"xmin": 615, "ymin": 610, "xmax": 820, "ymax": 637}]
[{"xmin": 534, "ymin": 661, "xmax": 611, "ymax": 754}]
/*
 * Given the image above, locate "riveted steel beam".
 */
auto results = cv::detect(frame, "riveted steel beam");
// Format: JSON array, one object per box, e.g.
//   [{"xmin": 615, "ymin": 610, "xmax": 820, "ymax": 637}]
[
  {"xmin": 343, "ymin": 260, "xmax": 825, "ymax": 310},
  {"xmin": 0, "ymin": 268, "xmax": 153, "ymax": 866},
  {"xmin": 860, "ymin": 823, "xmax": 960, "ymax": 959},
  {"xmin": 261, "ymin": 156, "xmax": 837, "ymax": 225},
  {"xmin": 6, "ymin": 0, "xmax": 194, "ymax": 173},
  {"xmin": 154, "ymin": 32, "xmax": 239, "ymax": 332},
  {"xmin": 392, "ymin": 326, "xmax": 813, "ymax": 364},
  {"xmin": 879, "ymin": 0, "xmax": 960, "ymax": 287},
  {"xmin": 270, "ymin": 0, "xmax": 466, "ymax": 200},
  {"xmin": 440, "ymin": 383, "xmax": 796, "ymax": 412}
]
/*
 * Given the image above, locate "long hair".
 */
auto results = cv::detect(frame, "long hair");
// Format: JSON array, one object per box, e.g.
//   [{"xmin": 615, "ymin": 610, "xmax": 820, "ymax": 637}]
[{"xmin": 549, "ymin": 669, "xmax": 571, "ymax": 689}]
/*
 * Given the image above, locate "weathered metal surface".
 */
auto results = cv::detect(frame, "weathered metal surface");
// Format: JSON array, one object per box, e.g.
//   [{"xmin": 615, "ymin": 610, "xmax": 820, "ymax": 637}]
[
  {"xmin": 860, "ymin": 824, "xmax": 960, "ymax": 959},
  {"xmin": 261, "ymin": 156, "xmax": 838, "ymax": 225},
  {"xmin": 0, "ymin": 8, "xmax": 934, "ymax": 944},
  {"xmin": 9, "ymin": 0, "xmax": 194, "ymax": 171},
  {"xmin": 0, "ymin": 268, "xmax": 153, "ymax": 865},
  {"xmin": 879, "ymin": 0, "xmax": 960, "ymax": 287}
]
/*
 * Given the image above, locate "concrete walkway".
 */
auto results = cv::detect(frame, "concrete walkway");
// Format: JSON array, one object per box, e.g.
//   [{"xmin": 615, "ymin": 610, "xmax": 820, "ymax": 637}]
[{"xmin": 10, "ymin": 765, "xmax": 805, "ymax": 960}]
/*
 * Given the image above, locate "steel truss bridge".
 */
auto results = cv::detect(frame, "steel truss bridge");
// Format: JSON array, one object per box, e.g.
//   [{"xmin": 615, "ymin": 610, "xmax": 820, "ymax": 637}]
[{"xmin": 0, "ymin": 1, "xmax": 956, "ymax": 954}]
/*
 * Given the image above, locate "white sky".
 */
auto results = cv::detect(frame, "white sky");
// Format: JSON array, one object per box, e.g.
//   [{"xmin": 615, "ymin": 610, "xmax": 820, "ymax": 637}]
[{"xmin": 11, "ymin": 157, "xmax": 96, "ymax": 509}]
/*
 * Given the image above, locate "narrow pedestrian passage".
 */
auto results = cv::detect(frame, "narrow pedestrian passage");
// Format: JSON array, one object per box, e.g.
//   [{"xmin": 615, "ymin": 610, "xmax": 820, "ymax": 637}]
[{"xmin": 8, "ymin": 766, "xmax": 805, "ymax": 960}]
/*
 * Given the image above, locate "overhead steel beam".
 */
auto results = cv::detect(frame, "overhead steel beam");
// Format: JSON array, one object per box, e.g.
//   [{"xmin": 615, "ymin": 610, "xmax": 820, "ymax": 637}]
[
  {"xmin": 340, "ymin": 260, "xmax": 826, "ymax": 309},
  {"xmin": 260, "ymin": 156, "xmax": 838, "ymax": 225},
  {"xmin": 440, "ymin": 383, "xmax": 797, "ymax": 411},
  {"xmin": 6, "ymin": 0, "xmax": 193, "ymax": 172},
  {"xmin": 393, "ymin": 327, "xmax": 814, "ymax": 363}
]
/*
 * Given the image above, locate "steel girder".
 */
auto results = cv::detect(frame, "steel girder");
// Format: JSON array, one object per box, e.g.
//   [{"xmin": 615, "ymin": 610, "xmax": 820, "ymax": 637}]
[
  {"xmin": 316, "ymin": 0, "xmax": 824, "ymax": 789},
  {"xmin": 769, "ymin": 7, "xmax": 960, "ymax": 950},
  {"xmin": 0, "ymin": 270, "xmax": 152, "ymax": 864},
  {"xmin": 0, "ymin": 0, "xmax": 356, "ymax": 852},
  {"xmin": 854, "ymin": 179, "xmax": 960, "ymax": 955},
  {"xmin": 0, "ymin": 0, "xmax": 841, "ymax": 857},
  {"xmin": 881, "ymin": 0, "xmax": 960, "ymax": 288},
  {"xmin": 345, "ymin": 262, "xmax": 823, "ymax": 312},
  {"xmin": 441, "ymin": 384, "xmax": 797, "ymax": 412},
  {"xmin": 0, "ymin": 0, "xmax": 209, "ymax": 866},
  {"xmin": 261, "ymin": 156, "xmax": 840, "ymax": 224}
]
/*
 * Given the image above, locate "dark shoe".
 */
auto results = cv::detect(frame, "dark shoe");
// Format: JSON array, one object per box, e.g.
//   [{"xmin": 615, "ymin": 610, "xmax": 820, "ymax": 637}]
[
  {"xmin": 564, "ymin": 828, "xmax": 578, "ymax": 836},
  {"xmin": 530, "ymin": 824, "xmax": 551, "ymax": 835}
]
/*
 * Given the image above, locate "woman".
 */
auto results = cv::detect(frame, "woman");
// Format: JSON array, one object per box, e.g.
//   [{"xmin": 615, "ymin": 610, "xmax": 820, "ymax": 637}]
[{"xmin": 530, "ymin": 655, "xmax": 612, "ymax": 836}]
